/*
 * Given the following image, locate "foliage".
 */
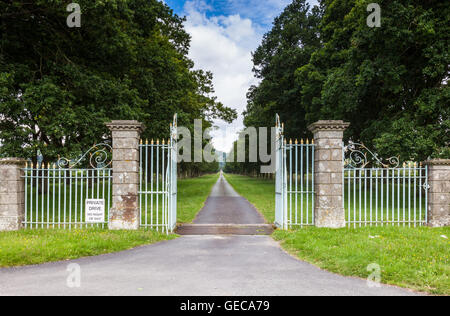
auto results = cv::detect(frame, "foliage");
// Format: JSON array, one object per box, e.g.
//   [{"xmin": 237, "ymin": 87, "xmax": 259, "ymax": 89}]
[
  {"xmin": 0, "ymin": 0, "xmax": 236, "ymax": 172},
  {"xmin": 244, "ymin": 0, "xmax": 449, "ymax": 169}
]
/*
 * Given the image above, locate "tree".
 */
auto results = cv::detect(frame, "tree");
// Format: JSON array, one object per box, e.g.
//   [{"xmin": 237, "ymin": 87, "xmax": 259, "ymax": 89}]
[
  {"xmin": 0, "ymin": 0, "xmax": 236, "ymax": 166},
  {"xmin": 297, "ymin": 0, "xmax": 449, "ymax": 161},
  {"xmin": 245, "ymin": 0, "xmax": 449, "ymax": 164}
]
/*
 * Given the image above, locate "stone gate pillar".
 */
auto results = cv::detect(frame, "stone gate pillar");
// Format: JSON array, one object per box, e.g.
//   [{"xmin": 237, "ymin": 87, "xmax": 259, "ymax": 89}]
[
  {"xmin": 423, "ymin": 159, "xmax": 450, "ymax": 227},
  {"xmin": 0, "ymin": 158, "xmax": 26, "ymax": 231},
  {"xmin": 308, "ymin": 120, "xmax": 349, "ymax": 228},
  {"xmin": 106, "ymin": 120, "xmax": 144, "ymax": 230}
]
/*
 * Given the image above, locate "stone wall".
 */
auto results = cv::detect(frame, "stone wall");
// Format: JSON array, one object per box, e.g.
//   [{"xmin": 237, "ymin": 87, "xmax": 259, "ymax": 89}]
[
  {"xmin": 106, "ymin": 121, "xmax": 144, "ymax": 230},
  {"xmin": 0, "ymin": 158, "xmax": 26, "ymax": 231},
  {"xmin": 308, "ymin": 120, "xmax": 349, "ymax": 228},
  {"xmin": 424, "ymin": 159, "xmax": 450, "ymax": 227}
]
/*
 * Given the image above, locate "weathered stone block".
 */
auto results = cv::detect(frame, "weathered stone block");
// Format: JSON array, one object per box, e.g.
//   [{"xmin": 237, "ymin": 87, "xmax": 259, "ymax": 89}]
[
  {"xmin": 309, "ymin": 121, "xmax": 349, "ymax": 228},
  {"xmin": 113, "ymin": 172, "xmax": 139, "ymax": 185},
  {"xmin": 0, "ymin": 158, "xmax": 26, "ymax": 231},
  {"xmin": 424, "ymin": 159, "xmax": 450, "ymax": 227},
  {"xmin": 114, "ymin": 161, "xmax": 139, "ymax": 173},
  {"xmin": 106, "ymin": 121, "xmax": 144, "ymax": 230}
]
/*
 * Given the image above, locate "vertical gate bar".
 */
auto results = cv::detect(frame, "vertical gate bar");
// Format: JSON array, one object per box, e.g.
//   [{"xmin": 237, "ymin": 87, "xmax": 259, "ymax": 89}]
[
  {"xmin": 364, "ymin": 168, "xmax": 367, "ymax": 226},
  {"xmin": 419, "ymin": 164, "xmax": 422, "ymax": 225},
  {"xmin": 146, "ymin": 141, "xmax": 149, "ymax": 228},
  {"xmin": 403, "ymin": 163, "xmax": 406, "ymax": 226},
  {"xmin": 375, "ymin": 169, "xmax": 378, "ymax": 226},
  {"xmin": 311, "ymin": 141, "xmax": 315, "ymax": 226},
  {"xmin": 397, "ymin": 166, "xmax": 400, "ymax": 227},
  {"xmin": 107, "ymin": 168, "xmax": 111, "ymax": 227},
  {"xmin": 295, "ymin": 142, "xmax": 298, "ymax": 225},
  {"xmin": 306, "ymin": 141, "xmax": 309, "ymax": 225},
  {"xmin": 58, "ymin": 166, "xmax": 61, "ymax": 228},
  {"xmin": 35, "ymin": 164, "xmax": 39, "ymax": 228},
  {"xmin": 150, "ymin": 142, "xmax": 154, "ymax": 229},
  {"xmin": 289, "ymin": 142, "xmax": 292, "ymax": 228},
  {"xmin": 97, "ymin": 168, "xmax": 100, "ymax": 199},
  {"xmin": 162, "ymin": 140, "xmax": 166, "ymax": 232},
  {"xmin": 386, "ymin": 167, "xmax": 389, "ymax": 224},
  {"xmin": 348, "ymin": 168, "xmax": 351, "ymax": 227},
  {"xmin": 156, "ymin": 141, "xmax": 159, "ymax": 231},
  {"xmin": 63, "ymin": 168, "xmax": 67, "ymax": 229},
  {"xmin": 381, "ymin": 168, "xmax": 384, "ymax": 226},
  {"xmin": 414, "ymin": 163, "xmax": 417, "ymax": 227},
  {"xmin": 408, "ymin": 163, "xmax": 411, "ymax": 227},
  {"xmin": 52, "ymin": 165, "xmax": 55, "ymax": 228},
  {"xmin": 25, "ymin": 164, "xmax": 28, "ymax": 229},
  {"xmin": 101, "ymin": 169, "xmax": 105, "ymax": 228},
  {"xmin": 75, "ymin": 169, "xmax": 78, "ymax": 228},
  {"xmin": 353, "ymin": 168, "xmax": 356, "ymax": 228},
  {"xmin": 86, "ymin": 169, "xmax": 89, "ymax": 228},
  {"xmin": 284, "ymin": 139, "xmax": 288, "ymax": 229},
  {"xmin": 47, "ymin": 164, "xmax": 50, "ymax": 228},
  {"xmin": 140, "ymin": 142, "xmax": 143, "ymax": 227},
  {"xmin": 40, "ymin": 164, "xmax": 44, "ymax": 228},
  {"xmin": 424, "ymin": 165, "xmax": 428, "ymax": 224},
  {"xmin": 300, "ymin": 141, "xmax": 304, "ymax": 226},
  {"xmin": 391, "ymin": 168, "xmax": 395, "ymax": 226},
  {"xmin": 370, "ymin": 169, "xmax": 373, "ymax": 225},
  {"xmin": 359, "ymin": 168, "xmax": 362, "ymax": 227},
  {"xmin": 69, "ymin": 169, "xmax": 73, "ymax": 230},
  {"xmin": 81, "ymin": 169, "xmax": 84, "ymax": 228}
]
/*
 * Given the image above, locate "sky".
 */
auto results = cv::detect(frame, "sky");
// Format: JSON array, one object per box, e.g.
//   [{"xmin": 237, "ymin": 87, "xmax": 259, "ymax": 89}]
[{"xmin": 164, "ymin": 0, "xmax": 320, "ymax": 153}]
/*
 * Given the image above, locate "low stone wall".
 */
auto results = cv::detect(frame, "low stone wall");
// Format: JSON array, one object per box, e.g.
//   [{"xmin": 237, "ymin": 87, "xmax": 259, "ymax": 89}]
[
  {"xmin": 424, "ymin": 159, "xmax": 450, "ymax": 227},
  {"xmin": 0, "ymin": 158, "xmax": 26, "ymax": 231}
]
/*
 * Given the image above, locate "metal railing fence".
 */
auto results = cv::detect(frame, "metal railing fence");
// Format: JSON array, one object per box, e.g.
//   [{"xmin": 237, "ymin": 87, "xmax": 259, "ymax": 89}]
[
  {"xmin": 343, "ymin": 142, "xmax": 428, "ymax": 227},
  {"xmin": 23, "ymin": 164, "xmax": 112, "ymax": 229}
]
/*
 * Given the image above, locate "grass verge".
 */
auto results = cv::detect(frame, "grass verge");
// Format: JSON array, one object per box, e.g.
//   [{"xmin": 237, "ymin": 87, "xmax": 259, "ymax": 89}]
[
  {"xmin": 0, "ymin": 229, "xmax": 176, "ymax": 267},
  {"xmin": 1, "ymin": 174, "xmax": 218, "ymax": 267},
  {"xmin": 225, "ymin": 173, "xmax": 450, "ymax": 295},
  {"xmin": 273, "ymin": 227, "xmax": 449, "ymax": 295}
]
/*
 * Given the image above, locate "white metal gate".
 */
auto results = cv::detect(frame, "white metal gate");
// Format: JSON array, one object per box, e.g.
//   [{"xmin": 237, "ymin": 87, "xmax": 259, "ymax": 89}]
[
  {"xmin": 23, "ymin": 144, "xmax": 113, "ymax": 229},
  {"xmin": 275, "ymin": 114, "xmax": 315, "ymax": 229},
  {"xmin": 343, "ymin": 142, "xmax": 428, "ymax": 227},
  {"xmin": 139, "ymin": 114, "xmax": 178, "ymax": 233}
]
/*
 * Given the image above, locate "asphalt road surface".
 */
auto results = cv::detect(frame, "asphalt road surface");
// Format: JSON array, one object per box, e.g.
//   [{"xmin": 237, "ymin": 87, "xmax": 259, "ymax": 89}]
[{"xmin": 0, "ymin": 174, "xmax": 419, "ymax": 296}]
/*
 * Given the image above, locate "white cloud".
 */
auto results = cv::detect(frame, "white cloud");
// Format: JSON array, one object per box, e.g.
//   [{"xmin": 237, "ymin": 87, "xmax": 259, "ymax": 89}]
[
  {"xmin": 182, "ymin": 0, "xmax": 320, "ymax": 153},
  {"xmin": 183, "ymin": 1, "xmax": 261, "ymax": 152}
]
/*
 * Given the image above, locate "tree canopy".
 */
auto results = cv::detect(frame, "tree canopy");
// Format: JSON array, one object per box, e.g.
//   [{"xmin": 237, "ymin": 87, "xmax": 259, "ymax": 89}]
[
  {"xmin": 0, "ymin": 0, "xmax": 236, "ymax": 169},
  {"xmin": 244, "ymin": 0, "xmax": 449, "ymax": 166}
]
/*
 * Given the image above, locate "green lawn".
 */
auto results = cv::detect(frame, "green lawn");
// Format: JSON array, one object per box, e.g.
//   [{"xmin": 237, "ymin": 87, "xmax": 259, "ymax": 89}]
[
  {"xmin": 224, "ymin": 173, "xmax": 450, "ymax": 295},
  {"xmin": 0, "ymin": 229, "xmax": 176, "ymax": 267},
  {"xmin": 174, "ymin": 173, "xmax": 219, "ymax": 223},
  {"xmin": 273, "ymin": 227, "xmax": 450, "ymax": 295}
]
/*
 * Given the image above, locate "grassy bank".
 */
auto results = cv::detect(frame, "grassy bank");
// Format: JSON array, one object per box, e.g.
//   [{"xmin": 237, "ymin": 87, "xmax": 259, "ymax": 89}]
[
  {"xmin": 273, "ymin": 227, "xmax": 449, "ymax": 295},
  {"xmin": 177, "ymin": 173, "xmax": 220, "ymax": 223},
  {"xmin": 224, "ymin": 173, "xmax": 450, "ymax": 295},
  {"xmin": 0, "ymin": 174, "xmax": 218, "ymax": 267},
  {"xmin": 0, "ymin": 229, "xmax": 176, "ymax": 267}
]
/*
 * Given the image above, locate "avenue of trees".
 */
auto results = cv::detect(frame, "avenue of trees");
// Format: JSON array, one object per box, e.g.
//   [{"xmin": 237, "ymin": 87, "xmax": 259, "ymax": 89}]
[
  {"xmin": 226, "ymin": 0, "xmax": 449, "ymax": 175},
  {"xmin": 0, "ymin": 0, "xmax": 234, "ymax": 175}
]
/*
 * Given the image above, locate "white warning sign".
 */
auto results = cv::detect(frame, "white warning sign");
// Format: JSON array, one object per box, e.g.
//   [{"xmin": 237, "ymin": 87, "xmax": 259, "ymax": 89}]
[{"xmin": 85, "ymin": 199, "xmax": 105, "ymax": 223}]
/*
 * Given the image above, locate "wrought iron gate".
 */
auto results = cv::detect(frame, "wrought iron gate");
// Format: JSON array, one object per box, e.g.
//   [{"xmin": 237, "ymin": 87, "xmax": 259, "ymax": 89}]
[
  {"xmin": 275, "ymin": 115, "xmax": 315, "ymax": 229},
  {"xmin": 343, "ymin": 142, "xmax": 428, "ymax": 227},
  {"xmin": 139, "ymin": 114, "xmax": 178, "ymax": 232},
  {"xmin": 23, "ymin": 144, "xmax": 112, "ymax": 229}
]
